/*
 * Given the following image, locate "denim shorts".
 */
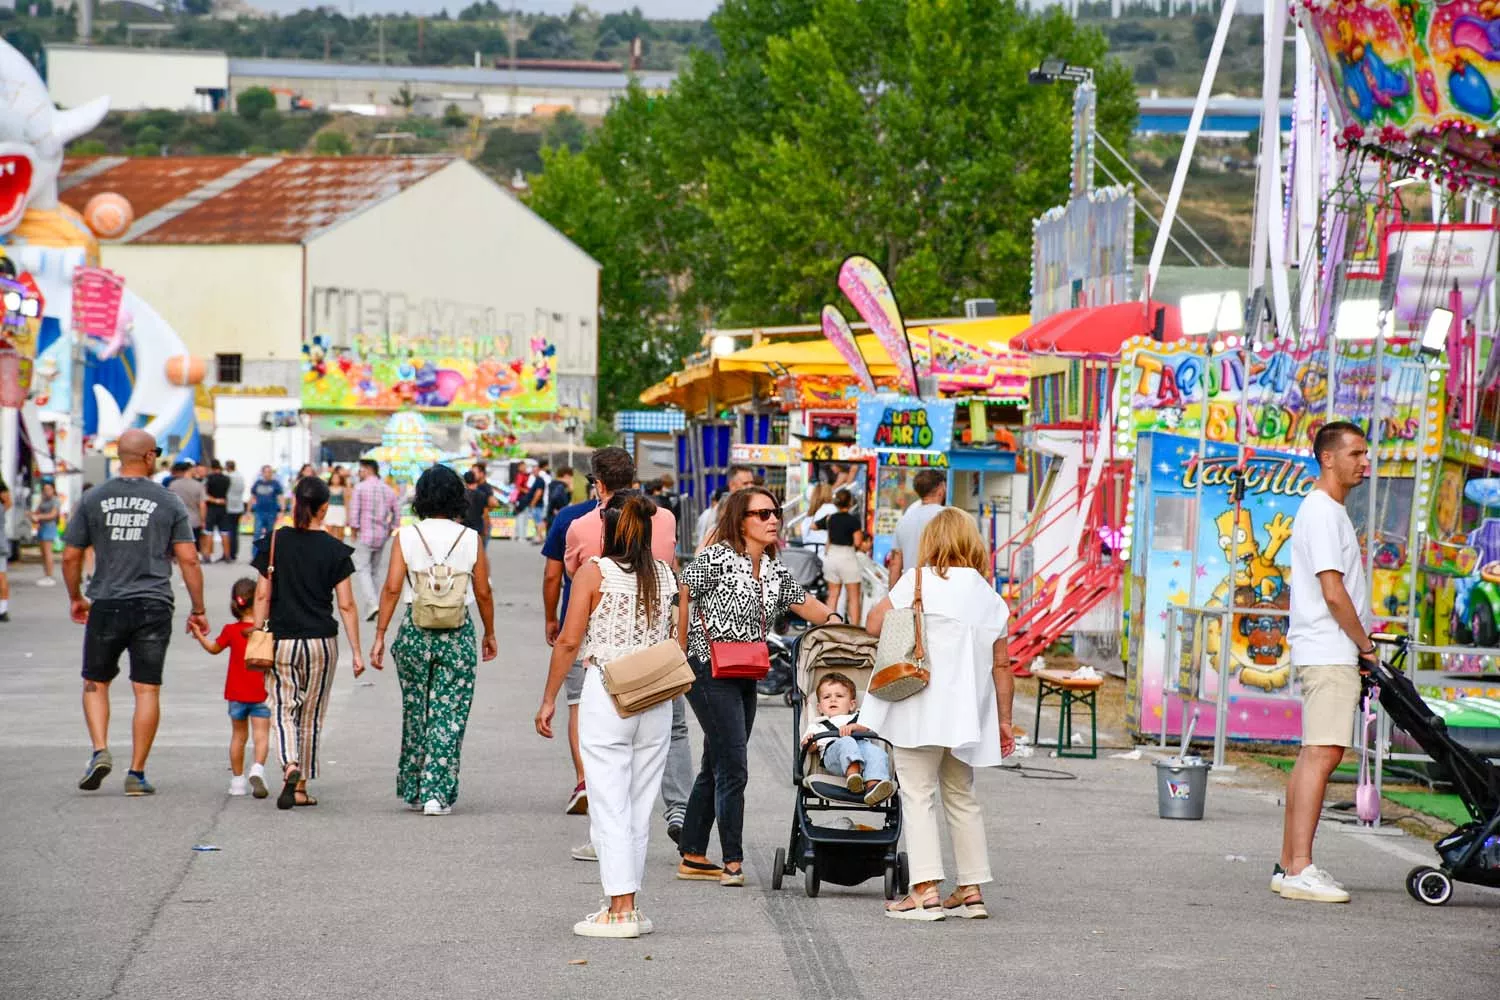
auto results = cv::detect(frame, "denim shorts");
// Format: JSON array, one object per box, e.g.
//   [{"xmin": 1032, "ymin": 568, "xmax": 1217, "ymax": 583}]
[
  {"xmin": 227, "ymin": 700, "xmax": 271, "ymax": 721},
  {"xmin": 37, "ymin": 522, "xmax": 58, "ymax": 542},
  {"xmin": 82, "ymin": 600, "xmax": 172, "ymax": 686}
]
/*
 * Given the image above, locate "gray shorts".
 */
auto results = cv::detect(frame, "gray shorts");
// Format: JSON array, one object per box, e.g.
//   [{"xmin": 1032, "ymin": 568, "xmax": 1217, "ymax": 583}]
[{"xmin": 565, "ymin": 660, "xmax": 585, "ymax": 706}]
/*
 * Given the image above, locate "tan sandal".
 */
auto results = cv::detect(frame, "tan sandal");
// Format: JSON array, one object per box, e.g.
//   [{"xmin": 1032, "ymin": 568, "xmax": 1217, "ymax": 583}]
[
  {"xmin": 942, "ymin": 887, "xmax": 988, "ymax": 919},
  {"xmin": 885, "ymin": 887, "xmax": 944, "ymax": 921}
]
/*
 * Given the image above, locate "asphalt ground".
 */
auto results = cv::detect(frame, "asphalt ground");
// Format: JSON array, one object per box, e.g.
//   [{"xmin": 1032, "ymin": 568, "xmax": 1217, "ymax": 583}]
[{"xmin": 1, "ymin": 542, "xmax": 1497, "ymax": 1000}]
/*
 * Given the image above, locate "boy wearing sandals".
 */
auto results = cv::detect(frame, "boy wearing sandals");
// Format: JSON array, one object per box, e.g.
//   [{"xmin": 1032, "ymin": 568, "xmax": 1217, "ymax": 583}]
[{"xmin": 801, "ymin": 673, "xmax": 896, "ymax": 807}]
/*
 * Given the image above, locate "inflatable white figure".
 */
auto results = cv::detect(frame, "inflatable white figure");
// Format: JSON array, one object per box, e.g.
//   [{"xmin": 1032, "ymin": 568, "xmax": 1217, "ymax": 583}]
[{"xmin": 0, "ymin": 40, "xmax": 200, "ymax": 458}]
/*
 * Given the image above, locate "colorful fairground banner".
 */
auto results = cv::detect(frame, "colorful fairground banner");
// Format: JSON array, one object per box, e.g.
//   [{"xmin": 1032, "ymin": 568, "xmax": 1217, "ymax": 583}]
[
  {"xmin": 838, "ymin": 255, "xmax": 920, "ymax": 396},
  {"xmin": 300, "ymin": 333, "xmax": 558, "ymax": 412},
  {"xmin": 1112, "ymin": 336, "xmax": 1444, "ymax": 464}
]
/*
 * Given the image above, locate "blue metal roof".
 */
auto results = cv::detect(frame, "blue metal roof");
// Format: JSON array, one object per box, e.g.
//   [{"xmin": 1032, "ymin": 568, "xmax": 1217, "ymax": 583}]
[{"xmin": 228, "ymin": 57, "xmax": 676, "ymax": 92}]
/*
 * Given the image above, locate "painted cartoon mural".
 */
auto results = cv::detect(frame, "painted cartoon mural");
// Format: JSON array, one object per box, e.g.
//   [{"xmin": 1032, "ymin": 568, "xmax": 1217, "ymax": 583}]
[
  {"xmin": 1128, "ymin": 433, "xmax": 1319, "ymax": 742},
  {"xmin": 1308, "ymin": 0, "xmax": 1500, "ymax": 133},
  {"xmin": 0, "ymin": 41, "xmax": 200, "ymax": 459},
  {"xmin": 301, "ymin": 333, "xmax": 557, "ymax": 412}
]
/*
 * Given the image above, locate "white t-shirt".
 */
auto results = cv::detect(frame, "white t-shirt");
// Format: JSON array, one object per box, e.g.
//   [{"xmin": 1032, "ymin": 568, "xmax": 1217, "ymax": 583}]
[
  {"xmin": 802, "ymin": 502, "xmax": 838, "ymax": 545},
  {"xmin": 398, "ymin": 519, "xmax": 480, "ymax": 605},
  {"xmin": 893, "ymin": 501, "xmax": 945, "ymax": 567},
  {"xmin": 1288, "ymin": 489, "xmax": 1368, "ymax": 667}
]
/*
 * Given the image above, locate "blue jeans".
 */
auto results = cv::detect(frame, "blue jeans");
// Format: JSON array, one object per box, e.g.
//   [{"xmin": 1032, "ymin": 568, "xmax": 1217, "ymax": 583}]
[
  {"xmin": 820, "ymin": 735, "xmax": 891, "ymax": 782},
  {"xmin": 252, "ymin": 510, "xmax": 278, "ymax": 544},
  {"xmin": 680, "ymin": 655, "xmax": 757, "ymax": 865}
]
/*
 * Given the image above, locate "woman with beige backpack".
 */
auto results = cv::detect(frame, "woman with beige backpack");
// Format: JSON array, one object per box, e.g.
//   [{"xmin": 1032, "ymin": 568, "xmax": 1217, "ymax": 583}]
[
  {"xmin": 370, "ymin": 466, "xmax": 497, "ymax": 817},
  {"xmin": 535, "ymin": 491, "xmax": 686, "ymax": 939}
]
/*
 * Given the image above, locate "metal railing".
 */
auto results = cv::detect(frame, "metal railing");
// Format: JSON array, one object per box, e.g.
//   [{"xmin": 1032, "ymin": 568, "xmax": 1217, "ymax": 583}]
[{"xmin": 1160, "ymin": 604, "xmax": 1292, "ymax": 769}]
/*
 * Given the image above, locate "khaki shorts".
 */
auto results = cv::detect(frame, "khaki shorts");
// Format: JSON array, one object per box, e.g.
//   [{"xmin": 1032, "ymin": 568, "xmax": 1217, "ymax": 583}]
[
  {"xmin": 823, "ymin": 545, "xmax": 862, "ymax": 585},
  {"xmin": 1299, "ymin": 665, "xmax": 1361, "ymax": 747}
]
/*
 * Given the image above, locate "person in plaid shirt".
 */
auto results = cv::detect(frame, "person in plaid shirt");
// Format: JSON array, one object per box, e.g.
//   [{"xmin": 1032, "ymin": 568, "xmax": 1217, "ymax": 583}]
[{"xmin": 347, "ymin": 459, "xmax": 398, "ymax": 620}]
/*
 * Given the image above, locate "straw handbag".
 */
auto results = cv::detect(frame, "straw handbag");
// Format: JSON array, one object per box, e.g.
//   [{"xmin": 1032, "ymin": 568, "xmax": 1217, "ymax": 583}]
[
  {"xmin": 244, "ymin": 529, "xmax": 277, "ymax": 671},
  {"xmin": 869, "ymin": 568, "xmax": 928, "ymax": 701}
]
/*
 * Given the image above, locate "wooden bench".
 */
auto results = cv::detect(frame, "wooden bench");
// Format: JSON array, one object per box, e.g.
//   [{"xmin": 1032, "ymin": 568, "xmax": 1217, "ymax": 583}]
[{"xmin": 1032, "ymin": 668, "xmax": 1105, "ymax": 760}]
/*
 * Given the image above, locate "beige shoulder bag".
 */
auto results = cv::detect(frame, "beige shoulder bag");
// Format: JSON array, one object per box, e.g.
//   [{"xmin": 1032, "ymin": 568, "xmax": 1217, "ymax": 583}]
[{"xmin": 598, "ymin": 561, "xmax": 695, "ymax": 717}]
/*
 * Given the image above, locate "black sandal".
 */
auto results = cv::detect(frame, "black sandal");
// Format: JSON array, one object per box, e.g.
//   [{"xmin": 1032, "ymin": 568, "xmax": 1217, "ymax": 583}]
[{"xmin": 277, "ymin": 768, "xmax": 302, "ymax": 811}]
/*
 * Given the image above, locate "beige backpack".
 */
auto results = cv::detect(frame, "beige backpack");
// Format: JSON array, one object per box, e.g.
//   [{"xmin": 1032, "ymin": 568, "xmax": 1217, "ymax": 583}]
[{"xmin": 408, "ymin": 523, "xmax": 471, "ymax": 630}]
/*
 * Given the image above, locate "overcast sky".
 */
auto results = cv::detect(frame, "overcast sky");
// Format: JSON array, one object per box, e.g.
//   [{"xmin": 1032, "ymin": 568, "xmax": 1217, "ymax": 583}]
[{"xmin": 245, "ymin": 0, "xmax": 725, "ymax": 17}]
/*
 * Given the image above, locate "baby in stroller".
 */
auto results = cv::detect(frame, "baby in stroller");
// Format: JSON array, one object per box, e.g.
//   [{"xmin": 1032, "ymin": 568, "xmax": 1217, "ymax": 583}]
[{"xmin": 802, "ymin": 672, "xmax": 897, "ymax": 807}]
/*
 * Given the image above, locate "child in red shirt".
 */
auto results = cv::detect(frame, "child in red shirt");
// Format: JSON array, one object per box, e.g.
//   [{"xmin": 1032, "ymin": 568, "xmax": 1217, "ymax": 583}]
[{"xmin": 190, "ymin": 578, "xmax": 270, "ymax": 798}]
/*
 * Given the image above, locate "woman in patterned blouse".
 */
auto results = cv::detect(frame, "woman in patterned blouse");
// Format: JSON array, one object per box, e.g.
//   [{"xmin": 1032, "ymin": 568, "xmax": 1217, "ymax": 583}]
[{"xmin": 676, "ymin": 486, "xmax": 839, "ymax": 886}]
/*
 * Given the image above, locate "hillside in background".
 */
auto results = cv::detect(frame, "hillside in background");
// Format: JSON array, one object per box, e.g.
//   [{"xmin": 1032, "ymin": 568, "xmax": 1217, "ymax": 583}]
[{"xmin": 5, "ymin": 3, "xmax": 1270, "ymax": 95}]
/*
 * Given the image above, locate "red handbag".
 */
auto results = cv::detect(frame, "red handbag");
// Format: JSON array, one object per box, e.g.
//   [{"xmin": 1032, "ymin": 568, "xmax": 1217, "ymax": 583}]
[{"xmin": 697, "ymin": 575, "xmax": 772, "ymax": 680}]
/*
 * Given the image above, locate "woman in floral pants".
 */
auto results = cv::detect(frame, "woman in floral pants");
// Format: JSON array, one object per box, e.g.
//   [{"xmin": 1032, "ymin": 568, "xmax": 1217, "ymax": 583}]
[{"xmin": 370, "ymin": 466, "xmax": 498, "ymax": 815}]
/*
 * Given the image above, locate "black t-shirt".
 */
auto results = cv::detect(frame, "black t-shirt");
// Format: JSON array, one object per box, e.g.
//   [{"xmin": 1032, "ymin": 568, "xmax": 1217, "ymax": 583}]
[
  {"xmin": 817, "ymin": 510, "xmax": 862, "ymax": 546},
  {"xmin": 204, "ymin": 472, "xmax": 231, "ymax": 502},
  {"xmin": 464, "ymin": 483, "xmax": 493, "ymax": 533},
  {"xmin": 251, "ymin": 527, "xmax": 355, "ymax": 639}
]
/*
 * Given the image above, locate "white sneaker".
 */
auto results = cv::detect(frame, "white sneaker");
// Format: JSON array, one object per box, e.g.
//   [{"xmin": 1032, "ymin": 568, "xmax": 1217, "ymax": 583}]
[
  {"xmin": 571, "ymin": 842, "xmax": 598, "ymax": 861},
  {"xmin": 228, "ymin": 775, "xmax": 249, "ymax": 796},
  {"xmin": 573, "ymin": 907, "xmax": 640, "ymax": 938},
  {"xmin": 636, "ymin": 911, "xmax": 654, "ymax": 935},
  {"xmin": 1279, "ymin": 865, "xmax": 1350, "ymax": 903},
  {"xmin": 1271, "ymin": 863, "xmax": 1344, "ymax": 894},
  {"xmin": 422, "ymin": 799, "xmax": 451, "ymax": 816},
  {"xmin": 36, "ymin": 577, "xmax": 56, "ymax": 587}
]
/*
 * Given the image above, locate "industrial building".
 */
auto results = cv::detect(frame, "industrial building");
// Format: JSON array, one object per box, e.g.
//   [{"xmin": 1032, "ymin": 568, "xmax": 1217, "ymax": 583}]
[
  {"xmin": 43, "ymin": 43, "xmax": 674, "ymax": 118},
  {"xmin": 56, "ymin": 154, "xmax": 600, "ymax": 450}
]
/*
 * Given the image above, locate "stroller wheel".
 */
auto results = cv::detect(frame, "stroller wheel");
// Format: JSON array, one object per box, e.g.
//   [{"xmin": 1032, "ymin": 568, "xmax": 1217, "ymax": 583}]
[
  {"xmin": 1409, "ymin": 866, "xmax": 1454, "ymax": 906},
  {"xmin": 897, "ymin": 852, "xmax": 910, "ymax": 895},
  {"xmin": 804, "ymin": 862, "xmax": 821, "ymax": 898},
  {"xmin": 772, "ymin": 848, "xmax": 786, "ymax": 891},
  {"xmin": 884, "ymin": 863, "xmax": 897, "ymax": 901}
]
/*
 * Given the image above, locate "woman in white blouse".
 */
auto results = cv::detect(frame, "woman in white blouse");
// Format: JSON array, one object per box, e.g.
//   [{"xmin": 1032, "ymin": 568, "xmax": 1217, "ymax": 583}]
[
  {"xmin": 862, "ymin": 507, "xmax": 1015, "ymax": 921},
  {"xmin": 536, "ymin": 492, "xmax": 680, "ymax": 939}
]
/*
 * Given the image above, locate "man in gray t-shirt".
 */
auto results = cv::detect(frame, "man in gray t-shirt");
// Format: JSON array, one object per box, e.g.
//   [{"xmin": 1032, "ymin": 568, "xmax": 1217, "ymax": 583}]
[
  {"xmin": 64, "ymin": 430, "xmax": 208, "ymax": 797},
  {"xmin": 888, "ymin": 468, "xmax": 948, "ymax": 582},
  {"xmin": 166, "ymin": 461, "xmax": 207, "ymax": 535}
]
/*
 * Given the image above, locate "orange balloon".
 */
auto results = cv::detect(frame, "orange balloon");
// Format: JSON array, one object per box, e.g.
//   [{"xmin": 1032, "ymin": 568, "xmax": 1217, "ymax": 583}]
[
  {"xmin": 164, "ymin": 355, "xmax": 205, "ymax": 386},
  {"xmin": 83, "ymin": 192, "xmax": 135, "ymax": 239}
]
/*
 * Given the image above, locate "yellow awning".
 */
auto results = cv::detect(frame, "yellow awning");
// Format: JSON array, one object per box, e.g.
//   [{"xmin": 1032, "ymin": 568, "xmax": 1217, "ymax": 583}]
[{"xmin": 639, "ymin": 314, "xmax": 1033, "ymax": 410}]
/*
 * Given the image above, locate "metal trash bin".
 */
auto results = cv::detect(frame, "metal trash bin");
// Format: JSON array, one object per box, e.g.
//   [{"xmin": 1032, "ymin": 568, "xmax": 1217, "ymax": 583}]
[{"xmin": 1155, "ymin": 756, "xmax": 1212, "ymax": 820}]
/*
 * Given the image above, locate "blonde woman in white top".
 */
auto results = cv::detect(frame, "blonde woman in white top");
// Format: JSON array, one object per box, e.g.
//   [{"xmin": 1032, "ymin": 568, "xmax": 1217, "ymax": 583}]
[
  {"xmin": 862, "ymin": 507, "xmax": 1014, "ymax": 922},
  {"xmin": 537, "ymin": 492, "xmax": 680, "ymax": 939},
  {"xmin": 369, "ymin": 466, "xmax": 497, "ymax": 816}
]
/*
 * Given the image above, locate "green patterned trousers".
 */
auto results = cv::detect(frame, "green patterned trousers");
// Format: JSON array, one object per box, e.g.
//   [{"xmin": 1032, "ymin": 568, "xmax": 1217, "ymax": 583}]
[{"xmin": 393, "ymin": 610, "xmax": 478, "ymax": 808}]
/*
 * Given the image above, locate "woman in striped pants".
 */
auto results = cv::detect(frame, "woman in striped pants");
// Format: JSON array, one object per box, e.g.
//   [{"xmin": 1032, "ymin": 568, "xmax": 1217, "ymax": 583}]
[{"xmin": 253, "ymin": 476, "xmax": 367, "ymax": 810}]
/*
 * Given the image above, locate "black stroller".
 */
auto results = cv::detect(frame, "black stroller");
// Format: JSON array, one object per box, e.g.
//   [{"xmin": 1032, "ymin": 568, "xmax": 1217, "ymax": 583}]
[
  {"xmin": 770, "ymin": 623, "xmax": 908, "ymax": 899},
  {"xmin": 1369, "ymin": 633, "xmax": 1500, "ymax": 905}
]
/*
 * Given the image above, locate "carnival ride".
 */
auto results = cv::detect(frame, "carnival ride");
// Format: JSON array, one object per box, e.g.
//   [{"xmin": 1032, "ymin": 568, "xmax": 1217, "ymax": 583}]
[{"xmin": 0, "ymin": 39, "xmax": 203, "ymax": 508}]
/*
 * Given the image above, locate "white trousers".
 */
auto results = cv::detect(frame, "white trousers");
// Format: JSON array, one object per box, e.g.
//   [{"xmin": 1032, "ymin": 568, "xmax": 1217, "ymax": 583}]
[
  {"xmin": 891, "ymin": 745, "xmax": 992, "ymax": 888},
  {"xmin": 579, "ymin": 666, "xmax": 672, "ymax": 897}
]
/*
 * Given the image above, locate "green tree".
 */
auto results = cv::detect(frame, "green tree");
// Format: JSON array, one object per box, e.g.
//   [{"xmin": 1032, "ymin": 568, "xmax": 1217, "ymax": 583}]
[
  {"xmin": 542, "ymin": 109, "xmax": 588, "ymax": 152},
  {"xmin": 528, "ymin": 0, "xmax": 1137, "ymax": 414},
  {"xmin": 236, "ymin": 86, "xmax": 276, "ymax": 122},
  {"xmin": 314, "ymin": 130, "xmax": 353, "ymax": 155},
  {"xmin": 442, "ymin": 103, "xmax": 469, "ymax": 127}
]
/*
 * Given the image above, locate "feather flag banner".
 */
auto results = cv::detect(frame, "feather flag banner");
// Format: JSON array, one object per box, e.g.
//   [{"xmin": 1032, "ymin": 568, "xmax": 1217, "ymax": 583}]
[
  {"xmin": 821, "ymin": 304, "xmax": 875, "ymax": 393},
  {"xmin": 838, "ymin": 255, "xmax": 919, "ymax": 396}
]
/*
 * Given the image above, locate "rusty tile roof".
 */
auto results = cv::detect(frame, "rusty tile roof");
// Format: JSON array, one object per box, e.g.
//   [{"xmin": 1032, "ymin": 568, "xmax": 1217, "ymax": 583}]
[{"xmin": 58, "ymin": 156, "xmax": 454, "ymax": 245}]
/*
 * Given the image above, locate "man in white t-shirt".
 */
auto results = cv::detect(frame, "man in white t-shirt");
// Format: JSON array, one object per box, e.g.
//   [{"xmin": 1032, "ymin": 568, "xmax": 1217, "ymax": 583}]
[
  {"xmin": 1276, "ymin": 421, "xmax": 1373, "ymax": 905},
  {"xmin": 888, "ymin": 469, "xmax": 947, "ymax": 580}
]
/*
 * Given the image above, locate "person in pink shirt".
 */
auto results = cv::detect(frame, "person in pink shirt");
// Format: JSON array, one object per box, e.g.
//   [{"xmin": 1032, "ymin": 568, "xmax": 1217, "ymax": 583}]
[{"xmin": 560, "ymin": 447, "xmax": 691, "ymax": 847}]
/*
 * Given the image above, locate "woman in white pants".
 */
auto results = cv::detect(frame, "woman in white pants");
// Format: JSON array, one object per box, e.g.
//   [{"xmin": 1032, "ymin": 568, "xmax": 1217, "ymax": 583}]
[
  {"xmin": 536, "ymin": 491, "xmax": 680, "ymax": 939},
  {"xmin": 862, "ymin": 507, "xmax": 1016, "ymax": 921}
]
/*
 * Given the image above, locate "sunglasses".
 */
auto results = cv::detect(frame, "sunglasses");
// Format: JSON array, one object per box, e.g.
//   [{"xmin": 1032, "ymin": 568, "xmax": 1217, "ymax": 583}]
[{"xmin": 744, "ymin": 507, "xmax": 782, "ymax": 523}]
